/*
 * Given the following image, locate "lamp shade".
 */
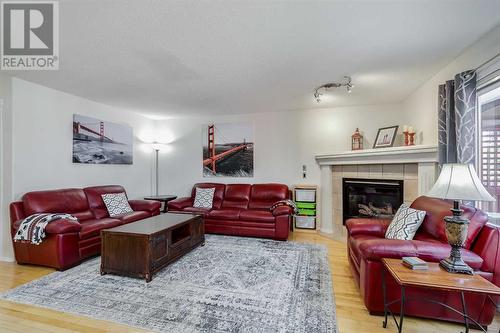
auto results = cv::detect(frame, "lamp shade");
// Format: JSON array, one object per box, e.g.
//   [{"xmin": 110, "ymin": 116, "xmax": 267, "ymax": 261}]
[{"xmin": 427, "ymin": 163, "xmax": 495, "ymax": 202}]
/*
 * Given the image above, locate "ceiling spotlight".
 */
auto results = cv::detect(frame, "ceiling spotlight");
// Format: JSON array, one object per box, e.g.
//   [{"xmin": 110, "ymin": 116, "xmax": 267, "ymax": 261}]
[
  {"xmin": 314, "ymin": 90, "xmax": 322, "ymax": 103},
  {"xmin": 313, "ymin": 76, "xmax": 353, "ymax": 102}
]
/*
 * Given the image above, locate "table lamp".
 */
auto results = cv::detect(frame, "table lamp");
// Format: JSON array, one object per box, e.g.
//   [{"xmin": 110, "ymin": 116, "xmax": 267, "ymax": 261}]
[{"xmin": 427, "ymin": 163, "xmax": 495, "ymax": 275}]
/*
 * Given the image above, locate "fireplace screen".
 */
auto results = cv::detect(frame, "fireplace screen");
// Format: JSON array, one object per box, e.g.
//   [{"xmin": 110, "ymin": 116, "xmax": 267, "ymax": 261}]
[{"xmin": 342, "ymin": 178, "xmax": 403, "ymax": 224}]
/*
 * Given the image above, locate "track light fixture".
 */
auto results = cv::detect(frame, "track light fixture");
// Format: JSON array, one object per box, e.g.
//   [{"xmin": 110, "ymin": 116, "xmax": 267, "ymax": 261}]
[{"xmin": 314, "ymin": 76, "xmax": 353, "ymax": 103}]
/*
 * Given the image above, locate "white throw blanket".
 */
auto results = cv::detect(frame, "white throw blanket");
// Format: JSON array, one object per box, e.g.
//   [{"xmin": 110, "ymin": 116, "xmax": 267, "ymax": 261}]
[{"xmin": 14, "ymin": 213, "xmax": 78, "ymax": 245}]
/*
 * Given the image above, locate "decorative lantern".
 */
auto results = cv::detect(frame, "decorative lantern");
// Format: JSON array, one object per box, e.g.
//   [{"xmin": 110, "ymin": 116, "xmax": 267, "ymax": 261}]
[{"xmin": 351, "ymin": 128, "xmax": 363, "ymax": 151}]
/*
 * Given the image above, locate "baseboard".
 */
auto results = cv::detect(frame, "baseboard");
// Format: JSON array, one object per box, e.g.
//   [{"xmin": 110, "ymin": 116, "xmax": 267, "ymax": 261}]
[{"xmin": 0, "ymin": 256, "xmax": 15, "ymax": 262}]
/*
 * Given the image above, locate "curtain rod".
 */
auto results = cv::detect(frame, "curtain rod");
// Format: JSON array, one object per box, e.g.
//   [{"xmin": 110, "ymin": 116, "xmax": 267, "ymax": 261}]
[{"xmin": 475, "ymin": 52, "xmax": 500, "ymax": 71}]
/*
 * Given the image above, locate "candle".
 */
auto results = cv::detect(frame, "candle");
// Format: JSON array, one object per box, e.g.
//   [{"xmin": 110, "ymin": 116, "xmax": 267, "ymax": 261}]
[
  {"xmin": 408, "ymin": 126, "xmax": 415, "ymax": 134},
  {"xmin": 403, "ymin": 125, "xmax": 408, "ymax": 132}
]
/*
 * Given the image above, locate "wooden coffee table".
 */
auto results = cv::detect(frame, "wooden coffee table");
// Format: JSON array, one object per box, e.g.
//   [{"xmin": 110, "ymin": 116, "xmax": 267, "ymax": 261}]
[
  {"xmin": 100, "ymin": 213, "xmax": 204, "ymax": 282},
  {"xmin": 381, "ymin": 258, "xmax": 500, "ymax": 333}
]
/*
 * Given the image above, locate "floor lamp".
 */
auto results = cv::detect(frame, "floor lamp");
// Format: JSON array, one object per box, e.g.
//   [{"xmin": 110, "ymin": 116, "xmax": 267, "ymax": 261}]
[{"xmin": 151, "ymin": 142, "xmax": 162, "ymax": 196}]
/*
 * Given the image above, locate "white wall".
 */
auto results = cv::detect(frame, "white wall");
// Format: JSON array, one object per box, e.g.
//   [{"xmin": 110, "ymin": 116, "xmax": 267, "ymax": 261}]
[
  {"xmin": 404, "ymin": 24, "xmax": 500, "ymax": 145},
  {"xmin": 0, "ymin": 78, "xmax": 156, "ymax": 260},
  {"xmin": 155, "ymin": 103, "xmax": 413, "ymax": 197},
  {"xmin": 11, "ymin": 78, "xmax": 156, "ymax": 199},
  {"xmin": 0, "ymin": 74, "xmax": 14, "ymax": 261}
]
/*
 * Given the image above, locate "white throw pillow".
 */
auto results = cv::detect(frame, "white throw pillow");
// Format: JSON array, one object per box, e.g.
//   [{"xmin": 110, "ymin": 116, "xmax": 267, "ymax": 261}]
[
  {"xmin": 193, "ymin": 187, "xmax": 215, "ymax": 209},
  {"xmin": 101, "ymin": 192, "xmax": 133, "ymax": 217},
  {"xmin": 385, "ymin": 203, "xmax": 426, "ymax": 240}
]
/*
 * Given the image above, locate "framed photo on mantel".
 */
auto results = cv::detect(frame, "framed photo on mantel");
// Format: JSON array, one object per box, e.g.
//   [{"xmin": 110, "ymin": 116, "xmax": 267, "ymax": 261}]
[{"xmin": 373, "ymin": 125, "xmax": 398, "ymax": 149}]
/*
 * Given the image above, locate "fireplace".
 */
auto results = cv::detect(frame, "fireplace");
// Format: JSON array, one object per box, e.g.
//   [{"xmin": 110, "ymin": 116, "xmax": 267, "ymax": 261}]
[{"xmin": 342, "ymin": 178, "xmax": 403, "ymax": 224}]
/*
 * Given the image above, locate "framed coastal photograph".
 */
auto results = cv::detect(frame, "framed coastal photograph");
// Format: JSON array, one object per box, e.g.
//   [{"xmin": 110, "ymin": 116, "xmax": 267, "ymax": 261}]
[
  {"xmin": 202, "ymin": 122, "xmax": 254, "ymax": 177},
  {"xmin": 73, "ymin": 114, "xmax": 133, "ymax": 164},
  {"xmin": 373, "ymin": 125, "xmax": 398, "ymax": 149}
]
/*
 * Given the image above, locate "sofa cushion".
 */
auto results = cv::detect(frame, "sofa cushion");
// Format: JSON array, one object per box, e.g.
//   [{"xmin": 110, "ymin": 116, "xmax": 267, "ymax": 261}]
[
  {"xmin": 23, "ymin": 188, "xmax": 94, "ymax": 221},
  {"xmin": 239, "ymin": 210, "xmax": 275, "ymax": 223},
  {"xmin": 413, "ymin": 231, "xmax": 443, "ymax": 243},
  {"xmin": 84, "ymin": 185, "xmax": 127, "ymax": 219},
  {"xmin": 115, "ymin": 211, "xmax": 150, "ymax": 224},
  {"xmin": 191, "ymin": 183, "xmax": 225, "ymax": 209},
  {"xmin": 102, "ymin": 192, "xmax": 133, "ymax": 217},
  {"xmin": 182, "ymin": 206, "xmax": 211, "ymax": 215},
  {"xmin": 248, "ymin": 184, "xmax": 289, "ymax": 210},
  {"xmin": 356, "ymin": 238, "xmax": 483, "ymax": 270},
  {"xmin": 193, "ymin": 187, "xmax": 216, "ymax": 209},
  {"xmin": 412, "ymin": 241, "xmax": 483, "ymax": 269},
  {"xmin": 79, "ymin": 218, "xmax": 122, "ymax": 240},
  {"xmin": 208, "ymin": 209, "xmax": 242, "ymax": 221},
  {"xmin": 385, "ymin": 203, "xmax": 426, "ymax": 240},
  {"xmin": 411, "ymin": 196, "xmax": 488, "ymax": 249},
  {"xmin": 221, "ymin": 184, "xmax": 251, "ymax": 209}
]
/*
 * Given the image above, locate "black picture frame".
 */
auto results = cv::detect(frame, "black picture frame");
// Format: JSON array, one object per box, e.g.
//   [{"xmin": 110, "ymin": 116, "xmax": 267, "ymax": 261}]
[{"xmin": 373, "ymin": 125, "xmax": 398, "ymax": 149}]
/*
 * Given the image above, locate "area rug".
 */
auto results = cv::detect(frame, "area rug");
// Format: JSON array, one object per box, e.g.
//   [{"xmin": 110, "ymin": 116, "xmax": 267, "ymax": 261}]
[{"xmin": 0, "ymin": 235, "xmax": 337, "ymax": 332}]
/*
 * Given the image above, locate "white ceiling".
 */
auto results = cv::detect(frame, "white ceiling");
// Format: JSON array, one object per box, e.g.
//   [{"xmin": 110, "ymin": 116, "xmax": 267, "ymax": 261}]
[{"xmin": 5, "ymin": 0, "xmax": 500, "ymax": 117}]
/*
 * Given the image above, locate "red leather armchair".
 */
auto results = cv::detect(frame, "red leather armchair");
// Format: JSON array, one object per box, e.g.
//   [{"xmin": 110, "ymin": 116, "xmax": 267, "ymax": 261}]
[
  {"xmin": 10, "ymin": 185, "xmax": 161, "ymax": 270},
  {"xmin": 168, "ymin": 183, "xmax": 292, "ymax": 240},
  {"xmin": 346, "ymin": 196, "xmax": 500, "ymax": 327}
]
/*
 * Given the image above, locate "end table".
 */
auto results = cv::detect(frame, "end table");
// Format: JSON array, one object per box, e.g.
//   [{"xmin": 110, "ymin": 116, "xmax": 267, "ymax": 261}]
[
  {"xmin": 144, "ymin": 195, "xmax": 177, "ymax": 213},
  {"xmin": 381, "ymin": 258, "xmax": 500, "ymax": 333}
]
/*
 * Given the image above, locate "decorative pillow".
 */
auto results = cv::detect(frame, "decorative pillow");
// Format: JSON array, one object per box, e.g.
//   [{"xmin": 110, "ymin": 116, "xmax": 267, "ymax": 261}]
[
  {"xmin": 193, "ymin": 187, "xmax": 215, "ymax": 209},
  {"xmin": 385, "ymin": 203, "xmax": 426, "ymax": 240},
  {"xmin": 101, "ymin": 192, "xmax": 133, "ymax": 217}
]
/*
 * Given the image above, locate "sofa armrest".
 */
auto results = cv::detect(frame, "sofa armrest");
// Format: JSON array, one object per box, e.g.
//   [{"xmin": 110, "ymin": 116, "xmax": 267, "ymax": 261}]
[
  {"xmin": 472, "ymin": 224, "xmax": 500, "ymax": 278},
  {"xmin": 14, "ymin": 218, "xmax": 82, "ymax": 235},
  {"xmin": 167, "ymin": 197, "xmax": 194, "ymax": 211},
  {"xmin": 10, "ymin": 202, "xmax": 26, "ymax": 237},
  {"xmin": 129, "ymin": 199, "xmax": 161, "ymax": 213},
  {"xmin": 272, "ymin": 205, "xmax": 293, "ymax": 216},
  {"xmin": 346, "ymin": 218, "xmax": 391, "ymax": 237}
]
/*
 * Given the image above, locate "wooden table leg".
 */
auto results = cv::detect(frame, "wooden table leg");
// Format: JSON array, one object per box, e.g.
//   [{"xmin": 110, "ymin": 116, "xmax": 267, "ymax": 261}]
[
  {"xmin": 382, "ymin": 268, "xmax": 388, "ymax": 328},
  {"xmin": 460, "ymin": 292, "xmax": 469, "ymax": 333}
]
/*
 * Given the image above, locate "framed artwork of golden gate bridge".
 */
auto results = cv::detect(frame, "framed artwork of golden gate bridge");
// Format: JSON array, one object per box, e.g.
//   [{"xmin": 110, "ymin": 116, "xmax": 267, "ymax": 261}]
[
  {"xmin": 73, "ymin": 114, "xmax": 133, "ymax": 164},
  {"xmin": 202, "ymin": 122, "xmax": 254, "ymax": 177}
]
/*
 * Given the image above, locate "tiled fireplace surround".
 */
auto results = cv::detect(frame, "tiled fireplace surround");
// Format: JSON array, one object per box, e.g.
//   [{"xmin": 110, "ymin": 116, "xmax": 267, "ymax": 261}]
[{"xmin": 315, "ymin": 145, "xmax": 439, "ymax": 238}]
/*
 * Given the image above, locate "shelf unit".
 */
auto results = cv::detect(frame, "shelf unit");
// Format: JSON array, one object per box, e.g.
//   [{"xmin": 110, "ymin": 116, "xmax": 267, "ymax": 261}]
[{"xmin": 292, "ymin": 185, "xmax": 319, "ymax": 231}]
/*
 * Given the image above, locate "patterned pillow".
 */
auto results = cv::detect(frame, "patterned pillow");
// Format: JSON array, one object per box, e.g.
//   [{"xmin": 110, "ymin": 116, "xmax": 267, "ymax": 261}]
[
  {"xmin": 101, "ymin": 192, "xmax": 133, "ymax": 217},
  {"xmin": 193, "ymin": 187, "xmax": 215, "ymax": 209},
  {"xmin": 385, "ymin": 203, "xmax": 426, "ymax": 240}
]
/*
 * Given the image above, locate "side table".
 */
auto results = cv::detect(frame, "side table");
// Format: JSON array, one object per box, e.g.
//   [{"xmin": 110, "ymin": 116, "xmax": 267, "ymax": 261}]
[
  {"xmin": 381, "ymin": 258, "xmax": 500, "ymax": 333},
  {"xmin": 144, "ymin": 195, "xmax": 177, "ymax": 213}
]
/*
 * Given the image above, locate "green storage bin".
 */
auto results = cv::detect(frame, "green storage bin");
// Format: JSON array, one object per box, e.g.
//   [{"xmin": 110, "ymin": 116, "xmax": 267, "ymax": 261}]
[
  {"xmin": 296, "ymin": 202, "xmax": 316, "ymax": 209},
  {"xmin": 298, "ymin": 209, "xmax": 316, "ymax": 216}
]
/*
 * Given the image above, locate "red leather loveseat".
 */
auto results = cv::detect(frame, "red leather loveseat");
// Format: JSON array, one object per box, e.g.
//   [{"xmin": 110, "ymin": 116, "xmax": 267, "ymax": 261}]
[
  {"xmin": 168, "ymin": 183, "xmax": 292, "ymax": 240},
  {"xmin": 10, "ymin": 185, "xmax": 161, "ymax": 270},
  {"xmin": 346, "ymin": 196, "xmax": 500, "ymax": 327}
]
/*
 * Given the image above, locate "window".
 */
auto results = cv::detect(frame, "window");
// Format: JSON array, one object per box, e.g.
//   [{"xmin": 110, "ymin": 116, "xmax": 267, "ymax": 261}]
[{"xmin": 477, "ymin": 82, "xmax": 500, "ymax": 225}]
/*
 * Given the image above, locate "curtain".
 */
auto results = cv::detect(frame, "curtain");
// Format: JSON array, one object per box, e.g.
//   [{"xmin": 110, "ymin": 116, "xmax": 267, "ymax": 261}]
[{"xmin": 437, "ymin": 70, "xmax": 477, "ymax": 166}]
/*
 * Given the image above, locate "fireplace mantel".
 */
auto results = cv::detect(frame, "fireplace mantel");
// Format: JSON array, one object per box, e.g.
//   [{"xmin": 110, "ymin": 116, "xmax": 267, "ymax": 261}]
[
  {"xmin": 315, "ymin": 145, "xmax": 439, "ymax": 239},
  {"xmin": 315, "ymin": 145, "xmax": 438, "ymax": 166}
]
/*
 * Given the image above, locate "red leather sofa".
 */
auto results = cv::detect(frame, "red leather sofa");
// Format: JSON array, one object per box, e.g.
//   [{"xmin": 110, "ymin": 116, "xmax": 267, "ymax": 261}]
[
  {"xmin": 346, "ymin": 196, "xmax": 500, "ymax": 327},
  {"xmin": 168, "ymin": 183, "xmax": 292, "ymax": 240},
  {"xmin": 10, "ymin": 185, "xmax": 161, "ymax": 270}
]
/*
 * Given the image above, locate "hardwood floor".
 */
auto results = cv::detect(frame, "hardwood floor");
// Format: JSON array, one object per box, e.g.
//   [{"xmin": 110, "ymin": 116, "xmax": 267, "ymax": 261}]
[{"xmin": 0, "ymin": 232, "xmax": 498, "ymax": 332}]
